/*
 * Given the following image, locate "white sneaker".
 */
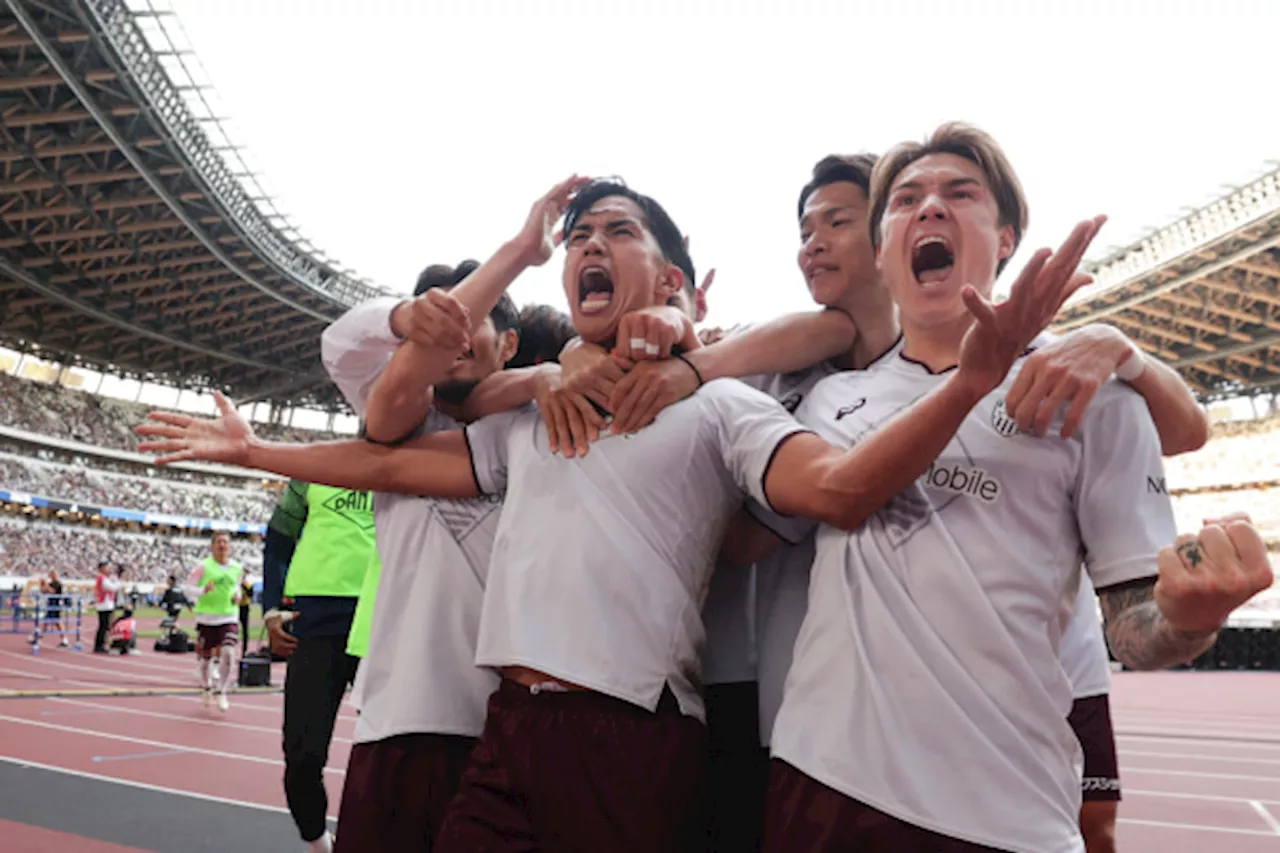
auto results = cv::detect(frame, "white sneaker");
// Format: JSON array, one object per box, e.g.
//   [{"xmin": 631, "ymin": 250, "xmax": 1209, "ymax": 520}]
[
  {"xmin": 216, "ymin": 692, "xmax": 229, "ymax": 713},
  {"xmin": 202, "ymin": 688, "xmax": 212, "ymax": 708}
]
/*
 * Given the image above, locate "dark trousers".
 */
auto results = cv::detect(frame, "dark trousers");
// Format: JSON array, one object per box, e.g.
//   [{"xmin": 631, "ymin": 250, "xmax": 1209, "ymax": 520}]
[
  {"xmin": 334, "ymin": 733, "xmax": 478, "ymax": 853},
  {"xmin": 239, "ymin": 606, "xmax": 250, "ymax": 655},
  {"xmin": 282, "ymin": 635, "xmax": 359, "ymax": 842},
  {"xmin": 436, "ymin": 680, "xmax": 707, "ymax": 853},
  {"xmin": 763, "ymin": 759, "xmax": 1008, "ymax": 852},
  {"xmin": 706, "ymin": 682, "xmax": 769, "ymax": 853},
  {"xmin": 94, "ymin": 609, "xmax": 111, "ymax": 652}
]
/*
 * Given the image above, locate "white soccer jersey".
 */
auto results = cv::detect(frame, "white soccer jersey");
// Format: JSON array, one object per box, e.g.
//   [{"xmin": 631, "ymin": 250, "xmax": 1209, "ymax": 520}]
[
  {"xmin": 322, "ymin": 301, "xmax": 504, "ymax": 742},
  {"xmin": 465, "ymin": 379, "xmax": 808, "ymax": 721},
  {"xmin": 1059, "ymin": 573, "xmax": 1112, "ymax": 700},
  {"xmin": 701, "ymin": 360, "xmax": 841, "ymax": 687},
  {"xmin": 770, "ymin": 345, "xmax": 1175, "ymax": 853}
]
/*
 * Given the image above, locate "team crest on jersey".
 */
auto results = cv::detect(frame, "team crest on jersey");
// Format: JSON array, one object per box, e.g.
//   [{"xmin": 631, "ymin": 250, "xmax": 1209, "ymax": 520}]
[
  {"xmin": 322, "ymin": 490, "xmax": 376, "ymax": 532},
  {"xmin": 990, "ymin": 398, "xmax": 1022, "ymax": 438}
]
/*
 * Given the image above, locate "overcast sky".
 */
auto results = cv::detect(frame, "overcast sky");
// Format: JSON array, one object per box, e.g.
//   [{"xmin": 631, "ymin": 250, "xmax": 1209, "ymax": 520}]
[{"xmin": 159, "ymin": 0, "xmax": 1280, "ymax": 328}]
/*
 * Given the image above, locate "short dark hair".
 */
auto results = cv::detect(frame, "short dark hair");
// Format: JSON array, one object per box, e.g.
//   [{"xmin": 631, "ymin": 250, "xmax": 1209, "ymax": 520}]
[
  {"xmin": 563, "ymin": 178, "xmax": 696, "ymax": 296},
  {"xmin": 413, "ymin": 259, "xmax": 519, "ymax": 333},
  {"xmin": 797, "ymin": 153, "xmax": 879, "ymax": 221},
  {"xmin": 509, "ymin": 304, "xmax": 576, "ymax": 368}
]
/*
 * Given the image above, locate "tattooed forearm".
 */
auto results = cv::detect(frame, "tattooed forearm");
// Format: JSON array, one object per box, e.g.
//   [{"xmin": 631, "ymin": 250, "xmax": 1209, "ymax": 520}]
[{"xmin": 1099, "ymin": 579, "xmax": 1218, "ymax": 671}]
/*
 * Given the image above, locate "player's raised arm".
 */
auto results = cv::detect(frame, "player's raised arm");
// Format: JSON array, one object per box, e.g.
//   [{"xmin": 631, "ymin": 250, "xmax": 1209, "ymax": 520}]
[
  {"xmin": 766, "ymin": 218, "xmax": 1103, "ymax": 529},
  {"xmin": 136, "ymin": 392, "xmax": 478, "ymax": 499},
  {"xmin": 362, "ymin": 176, "xmax": 589, "ymax": 443}
]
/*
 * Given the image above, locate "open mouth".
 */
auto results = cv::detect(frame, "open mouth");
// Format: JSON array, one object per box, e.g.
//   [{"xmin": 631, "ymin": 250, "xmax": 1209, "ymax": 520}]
[
  {"xmin": 578, "ymin": 266, "xmax": 614, "ymax": 315},
  {"xmin": 911, "ymin": 235, "xmax": 955, "ymax": 285}
]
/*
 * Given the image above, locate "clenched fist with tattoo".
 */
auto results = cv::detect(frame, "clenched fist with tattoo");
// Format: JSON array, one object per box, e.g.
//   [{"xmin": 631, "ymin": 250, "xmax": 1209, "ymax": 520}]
[{"xmin": 1101, "ymin": 513, "xmax": 1273, "ymax": 670}]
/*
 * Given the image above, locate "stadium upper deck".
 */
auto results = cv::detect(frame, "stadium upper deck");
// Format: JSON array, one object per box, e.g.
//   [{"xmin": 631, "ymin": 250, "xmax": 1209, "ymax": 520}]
[
  {"xmin": 1053, "ymin": 163, "xmax": 1280, "ymax": 402},
  {"xmin": 0, "ymin": 0, "xmax": 1277, "ymax": 411},
  {"xmin": 0, "ymin": 0, "xmax": 389, "ymax": 411}
]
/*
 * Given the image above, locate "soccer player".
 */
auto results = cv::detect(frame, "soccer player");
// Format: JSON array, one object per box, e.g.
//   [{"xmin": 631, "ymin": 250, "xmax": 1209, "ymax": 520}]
[
  {"xmin": 549, "ymin": 150, "xmax": 1209, "ymax": 851},
  {"xmin": 138, "ymin": 174, "xmax": 1096, "ymax": 852},
  {"xmin": 743, "ymin": 123, "xmax": 1272, "ymax": 852},
  {"xmin": 320, "ymin": 257, "xmax": 571, "ymax": 851},
  {"xmin": 184, "ymin": 532, "xmax": 243, "ymax": 712}
]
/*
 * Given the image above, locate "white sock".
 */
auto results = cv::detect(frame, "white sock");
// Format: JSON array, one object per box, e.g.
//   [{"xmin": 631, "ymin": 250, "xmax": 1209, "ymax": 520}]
[
  {"xmin": 198, "ymin": 658, "xmax": 211, "ymax": 690},
  {"xmin": 218, "ymin": 649, "xmax": 236, "ymax": 693},
  {"xmin": 307, "ymin": 832, "xmax": 333, "ymax": 853}
]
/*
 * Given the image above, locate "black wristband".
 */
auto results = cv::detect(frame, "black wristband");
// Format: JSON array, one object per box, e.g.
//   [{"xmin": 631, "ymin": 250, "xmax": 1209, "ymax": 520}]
[{"xmin": 674, "ymin": 352, "xmax": 704, "ymax": 387}]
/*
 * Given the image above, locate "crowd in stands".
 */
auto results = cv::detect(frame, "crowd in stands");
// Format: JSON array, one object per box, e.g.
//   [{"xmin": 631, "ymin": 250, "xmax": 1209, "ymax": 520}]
[
  {"xmin": 1165, "ymin": 413, "xmax": 1280, "ymax": 492},
  {"xmin": 0, "ymin": 439, "xmax": 259, "ymax": 490},
  {"xmin": 0, "ymin": 371, "xmax": 341, "ymax": 452},
  {"xmin": 0, "ymin": 452, "xmax": 275, "ymax": 522},
  {"xmin": 0, "ymin": 519, "xmax": 260, "ymax": 585}
]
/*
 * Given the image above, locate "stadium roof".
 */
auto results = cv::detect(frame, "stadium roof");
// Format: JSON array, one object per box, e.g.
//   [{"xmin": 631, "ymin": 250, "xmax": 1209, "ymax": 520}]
[
  {"xmin": 1052, "ymin": 163, "xmax": 1280, "ymax": 402},
  {"xmin": 1, "ymin": 0, "xmax": 1277, "ymax": 410},
  {"xmin": 0, "ymin": 0, "xmax": 390, "ymax": 410}
]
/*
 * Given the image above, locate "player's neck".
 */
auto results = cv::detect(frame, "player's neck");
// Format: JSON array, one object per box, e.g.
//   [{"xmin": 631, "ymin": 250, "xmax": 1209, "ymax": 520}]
[
  {"xmin": 832, "ymin": 288, "xmax": 899, "ymax": 371},
  {"xmin": 900, "ymin": 314, "xmax": 973, "ymax": 372}
]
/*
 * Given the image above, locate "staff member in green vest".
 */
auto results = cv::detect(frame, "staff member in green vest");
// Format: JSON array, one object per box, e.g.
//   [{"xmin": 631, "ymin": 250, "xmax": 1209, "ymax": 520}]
[
  {"xmin": 262, "ymin": 479, "xmax": 374, "ymax": 853},
  {"xmin": 183, "ymin": 531, "xmax": 244, "ymax": 713}
]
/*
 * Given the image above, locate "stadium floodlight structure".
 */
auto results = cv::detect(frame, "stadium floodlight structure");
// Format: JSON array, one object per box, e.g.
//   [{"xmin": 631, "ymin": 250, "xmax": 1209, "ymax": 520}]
[
  {"xmin": 0, "ymin": 0, "xmax": 393, "ymax": 414},
  {"xmin": 1052, "ymin": 163, "xmax": 1280, "ymax": 402}
]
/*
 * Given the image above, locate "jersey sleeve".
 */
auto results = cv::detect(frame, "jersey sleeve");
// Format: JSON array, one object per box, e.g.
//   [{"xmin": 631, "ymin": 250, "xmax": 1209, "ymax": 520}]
[
  {"xmin": 744, "ymin": 498, "xmax": 818, "ymax": 545},
  {"xmin": 1074, "ymin": 382, "xmax": 1176, "ymax": 589},
  {"xmin": 701, "ymin": 379, "xmax": 812, "ymax": 513},
  {"xmin": 463, "ymin": 406, "xmax": 529, "ymax": 495},
  {"xmin": 320, "ymin": 297, "xmax": 403, "ymax": 416}
]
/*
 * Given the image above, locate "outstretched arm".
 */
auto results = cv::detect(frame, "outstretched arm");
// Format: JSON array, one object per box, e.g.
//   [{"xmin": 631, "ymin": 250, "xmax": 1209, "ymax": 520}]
[
  {"xmin": 684, "ymin": 308, "xmax": 857, "ymax": 384},
  {"xmin": 136, "ymin": 392, "xmax": 478, "ymax": 499},
  {"xmin": 765, "ymin": 372, "xmax": 988, "ymax": 529}
]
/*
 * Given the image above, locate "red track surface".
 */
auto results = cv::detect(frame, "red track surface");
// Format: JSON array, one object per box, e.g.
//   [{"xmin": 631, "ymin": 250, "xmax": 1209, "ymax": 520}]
[{"xmin": 2, "ymin": 634, "xmax": 1279, "ymax": 850}]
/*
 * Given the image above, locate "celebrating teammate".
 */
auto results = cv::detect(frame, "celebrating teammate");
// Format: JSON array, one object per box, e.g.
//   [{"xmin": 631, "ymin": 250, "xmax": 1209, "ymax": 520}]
[
  {"xmin": 320, "ymin": 256, "xmax": 562, "ymax": 851},
  {"xmin": 140, "ymin": 170, "xmax": 1101, "ymax": 851},
  {"xmin": 739, "ymin": 123, "xmax": 1271, "ymax": 852}
]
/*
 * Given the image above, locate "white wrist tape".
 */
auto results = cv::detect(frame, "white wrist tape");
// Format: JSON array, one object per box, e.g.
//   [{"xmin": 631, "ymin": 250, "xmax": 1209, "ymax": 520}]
[{"xmin": 1115, "ymin": 344, "xmax": 1147, "ymax": 382}]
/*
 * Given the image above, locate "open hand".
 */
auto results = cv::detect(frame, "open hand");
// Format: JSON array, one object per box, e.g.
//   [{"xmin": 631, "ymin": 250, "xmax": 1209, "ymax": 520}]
[
  {"xmin": 957, "ymin": 216, "xmax": 1105, "ymax": 396},
  {"xmin": 515, "ymin": 175, "xmax": 592, "ymax": 266},
  {"xmin": 608, "ymin": 357, "xmax": 701, "ymax": 435},
  {"xmin": 134, "ymin": 391, "xmax": 253, "ymax": 466},
  {"xmin": 1004, "ymin": 323, "xmax": 1136, "ymax": 439},
  {"xmin": 559, "ymin": 339, "xmax": 625, "ymax": 411},
  {"xmin": 537, "ymin": 368, "xmax": 606, "ymax": 459}
]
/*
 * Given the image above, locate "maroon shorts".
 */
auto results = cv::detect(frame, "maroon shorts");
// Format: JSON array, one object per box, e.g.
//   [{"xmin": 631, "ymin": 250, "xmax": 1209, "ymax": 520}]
[
  {"xmin": 706, "ymin": 681, "xmax": 769, "ymax": 853},
  {"xmin": 763, "ymin": 759, "xmax": 1007, "ymax": 852},
  {"xmin": 1069, "ymin": 693, "xmax": 1121, "ymax": 802},
  {"xmin": 333, "ymin": 733, "xmax": 477, "ymax": 852},
  {"xmin": 435, "ymin": 679, "xmax": 707, "ymax": 853},
  {"xmin": 195, "ymin": 622, "xmax": 239, "ymax": 658}
]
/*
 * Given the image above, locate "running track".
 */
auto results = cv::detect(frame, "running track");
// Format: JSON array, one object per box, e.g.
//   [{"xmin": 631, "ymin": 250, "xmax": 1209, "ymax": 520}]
[{"xmin": 2, "ymin": 636, "xmax": 1279, "ymax": 851}]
